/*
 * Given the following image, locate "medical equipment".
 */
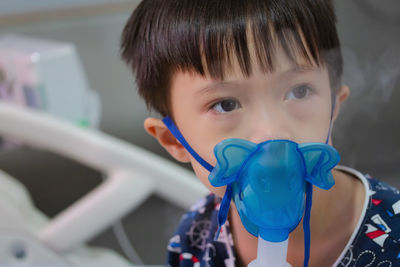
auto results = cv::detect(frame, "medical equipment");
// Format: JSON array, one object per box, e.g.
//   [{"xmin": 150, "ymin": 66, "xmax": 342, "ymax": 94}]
[
  {"xmin": 209, "ymin": 139, "xmax": 338, "ymax": 239},
  {"xmin": 209, "ymin": 138, "xmax": 339, "ymax": 267},
  {"xmin": 0, "ymin": 102, "xmax": 207, "ymax": 266},
  {"xmin": 0, "ymin": 34, "xmax": 100, "ymax": 128}
]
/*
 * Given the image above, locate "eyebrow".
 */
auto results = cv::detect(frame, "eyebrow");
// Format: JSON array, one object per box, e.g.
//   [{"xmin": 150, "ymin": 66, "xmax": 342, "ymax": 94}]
[
  {"xmin": 279, "ymin": 65, "xmax": 317, "ymax": 74},
  {"xmin": 195, "ymin": 81, "xmax": 240, "ymax": 97}
]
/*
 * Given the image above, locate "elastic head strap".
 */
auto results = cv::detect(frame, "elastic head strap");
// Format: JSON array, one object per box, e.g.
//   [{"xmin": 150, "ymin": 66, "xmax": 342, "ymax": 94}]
[
  {"xmin": 303, "ymin": 94, "xmax": 337, "ymax": 267},
  {"xmin": 325, "ymin": 93, "xmax": 337, "ymax": 143},
  {"xmin": 162, "ymin": 117, "xmax": 230, "ymax": 240},
  {"xmin": 162, "ymin": 117, "xmax": 213, "ymax": 172}
]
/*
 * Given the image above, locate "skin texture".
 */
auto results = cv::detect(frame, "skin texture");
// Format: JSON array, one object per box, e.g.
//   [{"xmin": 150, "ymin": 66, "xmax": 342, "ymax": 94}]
[{"xmin": 144, "ymin": 45, "xmax": 365, "ymax": 266}]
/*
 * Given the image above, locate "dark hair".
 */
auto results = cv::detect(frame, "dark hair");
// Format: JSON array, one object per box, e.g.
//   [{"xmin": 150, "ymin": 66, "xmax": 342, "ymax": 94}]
[{"xmin": 121, "ymin": 0, "xmax": 343, "ymax": 116}]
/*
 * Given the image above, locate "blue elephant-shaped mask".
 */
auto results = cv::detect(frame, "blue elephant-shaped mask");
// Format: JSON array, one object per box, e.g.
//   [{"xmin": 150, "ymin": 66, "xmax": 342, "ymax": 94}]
[{"xmin": 209, "ymin": 138, "xmax": 340, "ymax": 242}]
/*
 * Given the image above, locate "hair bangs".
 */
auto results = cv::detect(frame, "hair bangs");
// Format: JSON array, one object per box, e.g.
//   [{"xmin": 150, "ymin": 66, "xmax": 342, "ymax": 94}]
[{"xmin": 169, "ymin": 0, "xmax": 333, "ymax": 81}]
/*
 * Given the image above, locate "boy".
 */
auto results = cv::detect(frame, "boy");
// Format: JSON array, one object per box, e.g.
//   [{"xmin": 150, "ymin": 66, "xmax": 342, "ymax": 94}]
[{"xmin": 120, "ymin": 0, "xmax": 400, "ymax": 266}]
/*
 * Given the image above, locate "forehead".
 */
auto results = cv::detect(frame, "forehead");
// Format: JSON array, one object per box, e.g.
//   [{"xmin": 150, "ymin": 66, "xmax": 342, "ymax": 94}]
[{"xmin": 195, "ymin": 34, "xmax": 319, "ymax": 82}]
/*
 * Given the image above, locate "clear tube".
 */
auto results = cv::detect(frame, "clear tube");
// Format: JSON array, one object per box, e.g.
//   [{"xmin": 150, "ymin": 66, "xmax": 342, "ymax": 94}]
[{"xmin": 112, "ymin": 220, "xmax": 144, "ymax": 265}]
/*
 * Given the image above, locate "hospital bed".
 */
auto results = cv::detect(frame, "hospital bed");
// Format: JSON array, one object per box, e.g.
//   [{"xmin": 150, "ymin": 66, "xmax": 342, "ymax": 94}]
[{"xmin": 0, "ymin": 102, "xmax": 208, "ymax": 265}]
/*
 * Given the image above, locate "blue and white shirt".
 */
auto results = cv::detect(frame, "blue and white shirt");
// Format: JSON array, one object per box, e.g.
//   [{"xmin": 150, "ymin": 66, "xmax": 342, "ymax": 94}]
[{"xmin": 166, "ymin": 166, "xmax": 400, "ymax": 267}]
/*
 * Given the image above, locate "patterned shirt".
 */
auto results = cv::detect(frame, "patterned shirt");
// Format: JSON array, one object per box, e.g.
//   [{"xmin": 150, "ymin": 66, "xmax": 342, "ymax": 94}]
[{"xmin": 166, "ymin": 166, "xmax": 400, "ymax": 267}]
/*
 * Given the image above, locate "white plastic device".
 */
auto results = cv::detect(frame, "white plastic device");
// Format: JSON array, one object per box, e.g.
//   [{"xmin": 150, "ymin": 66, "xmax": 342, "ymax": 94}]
[
  {"xmin": 248, "ymin": 237, "xmax": 291, "ymax": 267},
  {"xmin": 0, "ymin": 102, "xmax": 208, "ymax": 265},
  {"xmin": 0, "ymin": 34, "xmax": 100, "ymax": 128}
]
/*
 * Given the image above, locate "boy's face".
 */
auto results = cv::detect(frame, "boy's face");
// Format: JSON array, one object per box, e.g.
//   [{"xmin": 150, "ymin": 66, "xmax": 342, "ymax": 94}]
[{"xmin": 145, "ymin": 46, "xmax": 349, "ymax": 197}]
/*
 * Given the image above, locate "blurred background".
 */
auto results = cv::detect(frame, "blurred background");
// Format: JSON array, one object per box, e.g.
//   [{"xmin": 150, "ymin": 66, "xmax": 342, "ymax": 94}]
[{"xmin": 0, "ymin": 0, "xmax": 399, "ymax": 265}]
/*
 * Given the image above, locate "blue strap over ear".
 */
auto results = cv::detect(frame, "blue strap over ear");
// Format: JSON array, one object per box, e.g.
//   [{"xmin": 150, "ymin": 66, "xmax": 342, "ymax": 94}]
[
  {"xmin": 162, "ymin": 116, "xmax": 213, "ymax": 172},
  {"xmin": 162, "ymin": 116, "xmax": 234, "ymax": 241}
]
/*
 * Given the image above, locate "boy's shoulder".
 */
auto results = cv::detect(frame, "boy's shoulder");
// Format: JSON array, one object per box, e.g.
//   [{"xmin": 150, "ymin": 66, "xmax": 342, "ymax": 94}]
[
  {"xmin": 366, "ymin": 174, "xmax": 400, "ymax": 200},
  {"xmin": 166, "ymin": 194, "xmax": 237, "ymax": 267},
  {"xmin": 362, "ymin": 174, "xmax": 400, "ymax": 233},
  {"xmin": 336, "ymin": 170, "xmax": 400, "ymax": 267}
]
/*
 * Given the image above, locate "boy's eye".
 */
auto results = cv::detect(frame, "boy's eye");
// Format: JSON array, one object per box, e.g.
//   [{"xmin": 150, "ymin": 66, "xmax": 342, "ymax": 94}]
[
  {"xmin": 211, "ymin": 99, "xmax": 241, "ymax": 113},
  {"xmin": 286, "ymin": 85, "xmax": 313, "ymax": 100}
]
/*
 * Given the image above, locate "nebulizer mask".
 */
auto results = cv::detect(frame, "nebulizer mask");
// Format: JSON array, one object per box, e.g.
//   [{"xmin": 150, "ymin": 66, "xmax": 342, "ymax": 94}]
[{"xmin": 162, "ymin": 97, "xmax": 340, "ymax": 267}]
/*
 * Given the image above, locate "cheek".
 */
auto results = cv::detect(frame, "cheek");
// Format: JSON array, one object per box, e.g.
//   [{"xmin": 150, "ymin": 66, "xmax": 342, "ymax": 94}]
[
  {"xmin": 289, "ymin": 98, "xmax": 333, "ymax": 143},
  {"xmin": 191, "ymin": 160, "xmax": 227, "ymax": 198},
  {"xmin": 297, "ymin": 109, "xmax": 333, "ymax": 143}
]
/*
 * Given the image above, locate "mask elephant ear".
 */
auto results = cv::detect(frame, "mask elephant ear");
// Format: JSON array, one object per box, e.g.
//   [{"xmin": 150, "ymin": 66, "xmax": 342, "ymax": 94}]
[
  {"xmin": 298, "ymin": 143, "xmax": 341, "ymax": 190},
  {"xmin": 209, "ymin": 139, "xmax": 257, "ymax": 187}
]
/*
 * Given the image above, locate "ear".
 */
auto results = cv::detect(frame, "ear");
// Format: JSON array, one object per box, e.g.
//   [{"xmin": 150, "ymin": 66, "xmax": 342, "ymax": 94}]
[
  {"xmin": 144, "ymin": 117, "xmax": 191, "ymax": 163},
  {"xmin": 332, "ymin": 85, "xmax": 350, "ymax": 122}
]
